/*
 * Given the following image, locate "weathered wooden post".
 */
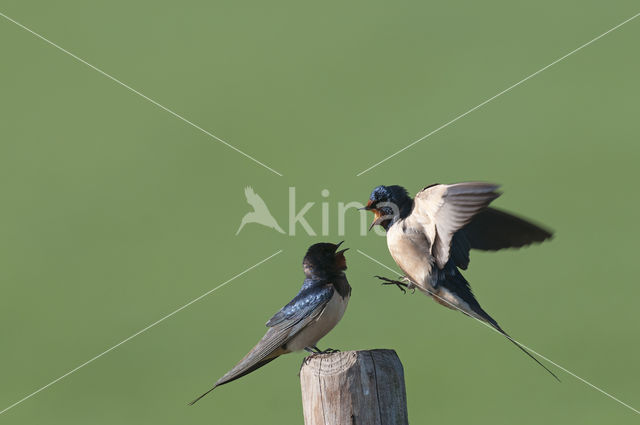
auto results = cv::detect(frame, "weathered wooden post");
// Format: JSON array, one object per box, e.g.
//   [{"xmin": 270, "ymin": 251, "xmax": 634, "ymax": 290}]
[{"xmin": 300, "ymin": 349, "xmax": 409, "ymax": 425}]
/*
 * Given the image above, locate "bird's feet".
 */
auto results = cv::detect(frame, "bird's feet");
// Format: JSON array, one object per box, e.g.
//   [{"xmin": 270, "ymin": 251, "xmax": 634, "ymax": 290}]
[
  {"xmin": 301, "ymin": 346, "xmax": 338, "ymax": 371},
  {"xmin": 305, "ymin": 346, "xmax": 320, "ymax": 355},
  {"xmin": 375, "ymin": 275, "xmax": 411, "ymax": 294},
  {"xmin": 301, "ymin": 356, "xmax": 313, "ymax": 369},
  {"xmin": 304, "ymin": 345, "xmax": 340, "ymax": 356}
]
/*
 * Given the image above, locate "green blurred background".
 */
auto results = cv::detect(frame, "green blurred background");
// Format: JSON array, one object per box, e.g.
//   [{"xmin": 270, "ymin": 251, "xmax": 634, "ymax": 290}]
[{"xmin": 1, "ymin": 1, "xmax": 639, "ymax": 424}]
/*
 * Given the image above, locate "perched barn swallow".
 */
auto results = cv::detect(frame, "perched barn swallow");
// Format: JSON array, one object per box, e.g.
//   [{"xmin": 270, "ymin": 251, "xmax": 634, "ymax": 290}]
[
  {"xmin": 189, "ymin": 242, "xmax": 351, "ymax": 405},
  {"xmin": 364, "ymin": 182, "xmax": 559, "ymax": 380}
]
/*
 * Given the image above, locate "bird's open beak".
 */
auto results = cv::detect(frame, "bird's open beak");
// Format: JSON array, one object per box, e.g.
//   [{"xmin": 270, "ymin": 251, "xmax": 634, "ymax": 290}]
[
  {"xmin": 359, "ymin": 200, "xmax": 374, "ymax": 211},
  {"xmin": 334, "ymin": 241, "xmax": 349, "ymax": 256},
  {"xmin": 360, "ymin": 200, "xmax": 383, "ymax": 231},
  {"xmin": 334, "ymin": 241, "xmax": 348, "ymax": 269},
  {"xmin": 368, "ymin": 209, "xmax": 385, "ymax": 231}
]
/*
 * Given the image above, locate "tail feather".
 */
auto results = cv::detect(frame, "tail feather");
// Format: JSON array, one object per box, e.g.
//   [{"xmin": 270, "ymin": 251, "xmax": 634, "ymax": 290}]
[
  {"xmin": 478, "ymin": 309, "xmax": 560, "ymax": 382},
  {"xmin": 188, "ymin": 386, "xmax": 217, "ymax": 406},
  {"xmin": 188, "ymin": 356, "xmax": 279, "ymax": 405},
  {"xmin": 437, "ymin": 266, "xmax": 559, "ymax": 381},
  {"xmin": 497, "ymin": 326, "xmax": 560, "ymax": 382}
]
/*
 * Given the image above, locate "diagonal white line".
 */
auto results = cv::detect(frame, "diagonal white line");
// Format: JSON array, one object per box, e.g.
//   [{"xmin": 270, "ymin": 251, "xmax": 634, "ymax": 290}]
[
  {"xmin": 356, "ymin": 249, "xmax": 640, "ymax": 415},
  {"xmin": 356, "ymin": 11, "xmax": 640, "ymax": 176},
  {"xmin": 0, "ymin": 11, "xmax": 283, "ymax": 177},
  {"xmin": 0, "ymin": 250, "xmax": 283, "ymax": 416}
]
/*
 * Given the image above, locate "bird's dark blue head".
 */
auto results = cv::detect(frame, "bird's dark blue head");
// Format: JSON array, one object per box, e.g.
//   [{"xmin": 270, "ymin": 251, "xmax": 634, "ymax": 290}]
[
  {"xmin": 303, "ymin": 241, "xmax": 348, "ymax": 278},
  {"xmin": 363, "ymin": 185, "xmax": 413, "ymax": 231}
]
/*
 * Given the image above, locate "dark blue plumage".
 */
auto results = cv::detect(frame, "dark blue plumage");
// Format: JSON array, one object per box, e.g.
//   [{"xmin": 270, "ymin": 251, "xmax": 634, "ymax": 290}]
[
  {"xmin": 266, "ymin": 280, "xmax": 334, "ymax": 328},
  {"xmin": 365, "ymin": 182, "xmax": 558, "ymax": 380},
  {"xmin": 189, "ymin": 242, "xmax": 350, "ymax": 405},
  {"xmin": 369, "ymin": 185, "xmax": 411, "ymax": 205},
  {"xmin": 431, "ymin": 261, "xmax": 499, "ymax": 329},
  {"xmin": 368, "ymin": 185, "xmax": 413, "ymax": 222}
]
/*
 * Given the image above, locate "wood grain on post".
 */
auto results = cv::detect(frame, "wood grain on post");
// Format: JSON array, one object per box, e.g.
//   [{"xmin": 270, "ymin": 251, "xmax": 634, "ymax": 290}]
[{"xmin": 300, "ymin": 349, "xmax": 409, "ymax": 425}]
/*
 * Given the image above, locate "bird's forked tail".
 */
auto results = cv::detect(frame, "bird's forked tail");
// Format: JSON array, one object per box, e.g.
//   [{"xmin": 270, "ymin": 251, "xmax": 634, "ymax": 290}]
[{"xmin": 479, "ymin": 311, "xmax": 560, "ymax": 382}]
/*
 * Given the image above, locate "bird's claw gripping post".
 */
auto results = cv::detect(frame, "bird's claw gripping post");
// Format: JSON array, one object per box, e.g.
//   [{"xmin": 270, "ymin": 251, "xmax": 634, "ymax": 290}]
[
  {"xmin": 305, "ymin": 345, "xmax": 340, "ymax": 355},
  {"xmin": 375, "ymin": 275, "xmax": 410, "ymax": 294},
  {"xmin": 302, "ymin": 346, "xmax": 340, "ymax": 368},
  {"xmin": 301, "ymin": 356, "xmax": 313, "ymax": 368}
]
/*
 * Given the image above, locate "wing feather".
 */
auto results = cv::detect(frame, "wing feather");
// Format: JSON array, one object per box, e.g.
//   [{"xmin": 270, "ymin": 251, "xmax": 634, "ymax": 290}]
[
  {"xmin": 189, "ymin": 281, "xmax": 334, "ymax": 404},
  {"xmin": 462, "ymin": 207, "xmax": 552, "ymax": 250},
  {"xmin": 215, "ymin": 284, "xmax": 333, "ymax": 387},
  {"xmin": 450, "ymin": 207, "xmax": 553, "ymax": 269},
  {"xmin": 414, "ymin": 182, "xmax": 501, "ymax": 269}
]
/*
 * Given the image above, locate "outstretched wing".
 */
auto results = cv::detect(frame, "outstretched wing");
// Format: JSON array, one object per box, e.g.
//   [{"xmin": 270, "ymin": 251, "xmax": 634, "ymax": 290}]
[
  {"xmin": 189, "ymin": 282, "xmax": 333, "ymax": 404},
  {"xmin": 414, "ymin": 182, "xmax": 501, "ymax": 269},
  {"xmin": 451, "ymin": 207, "xmax": 553, "ymax": 269},
  {"xmin": 244, "ymin": 186, "xmax": 270, "ymax": 211}
]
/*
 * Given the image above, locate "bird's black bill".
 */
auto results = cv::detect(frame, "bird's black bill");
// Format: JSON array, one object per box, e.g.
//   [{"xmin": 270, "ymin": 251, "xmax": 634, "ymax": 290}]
[
  {"xmin": 334, "ymin": 241, "xmax": 348, "ymax": 256},
  {"xmin": 360, "ymin": 200, "xmax": 375, "ymax": 211}
]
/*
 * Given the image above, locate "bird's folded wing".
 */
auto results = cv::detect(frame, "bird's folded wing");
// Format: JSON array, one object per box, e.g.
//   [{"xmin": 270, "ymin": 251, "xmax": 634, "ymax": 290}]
[
  {"xmin": 222, "ymin": 285, "xmax": 333, "ymax": 376},
  {"xmin": 414, "ymin": 182, "xmax": 501, "ymax": 269},
  {"xmin": 212, "ymin": 327, "xmax": 283, "ymax": 389},
  {"xmin": 214, "ymin": 284, "xmax": 334, "ymax": 388}
]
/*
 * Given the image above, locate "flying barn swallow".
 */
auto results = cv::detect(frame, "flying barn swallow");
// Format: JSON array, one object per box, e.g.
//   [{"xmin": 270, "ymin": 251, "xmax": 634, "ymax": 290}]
[
  {"xmin": 189, "ymin": 242, "xmax": 351, "ymax": 405},
  {"xmin": 364, "ymin": 182, "xmax": 559, "ymax": 380}
]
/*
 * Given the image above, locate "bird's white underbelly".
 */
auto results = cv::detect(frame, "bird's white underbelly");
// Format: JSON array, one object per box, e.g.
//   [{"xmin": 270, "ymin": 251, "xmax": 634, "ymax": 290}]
[
  {"xmin": 286, "ymin": 291, "xmax": 349, "ymax": 352},
  {"xmin": 386, "ymin": 222, "xmax": 433, "ymax": 289}
]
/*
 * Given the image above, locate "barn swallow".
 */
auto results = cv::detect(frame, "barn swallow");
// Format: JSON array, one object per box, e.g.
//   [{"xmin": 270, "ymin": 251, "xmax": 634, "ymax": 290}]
[
  {"xmin": 364, "ymin": 182, "xmax": 559, "ymax": 380},
  {"xmin": 189, "ymin": 242, "xmax": 351, "ymax": 405}
]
